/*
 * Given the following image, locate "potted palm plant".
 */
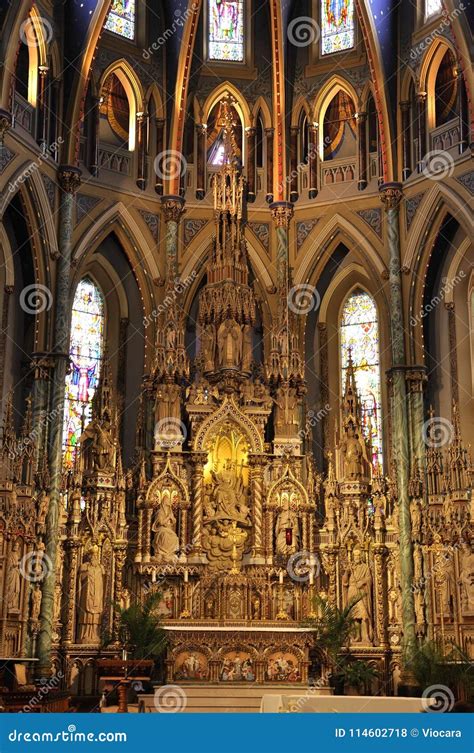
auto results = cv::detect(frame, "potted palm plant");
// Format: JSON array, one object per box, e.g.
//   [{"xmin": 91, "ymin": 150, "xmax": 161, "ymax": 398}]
[
  {"xmin": 342, "ymin": 659, "xmax": 378, "ymax": 695},
  {"xmin": 303, "ymin": 594, "xmax": 362, "ymax": 694}
]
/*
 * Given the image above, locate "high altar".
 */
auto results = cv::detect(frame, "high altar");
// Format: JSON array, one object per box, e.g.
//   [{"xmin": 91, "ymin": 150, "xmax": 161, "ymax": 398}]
[{"xmin": 1, "ymin": 100, "xmax": 472, "ymax": 695}]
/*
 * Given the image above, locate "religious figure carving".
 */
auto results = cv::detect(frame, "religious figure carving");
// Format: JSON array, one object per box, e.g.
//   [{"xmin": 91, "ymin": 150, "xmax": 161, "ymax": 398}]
[
  {"xmin": 152, "ymin": 499, "xmax": 179, "ymax": 561},
  {"xmin": 6, "ymin": 541, "xmax": 22, "ymax": 611},
  {"xmin": 81, "ymin": 418, "xmax": 116, "ymax": 472},
  {"xmin": 459, "ymin": 542, "xmax": 474, "ymax": 613},
  {"xmin": 210, "ymin": 463, "xmax": 249, "ymax": 523},
  {"xmin": 201, "ymin": 324, "xmax": 216, "ymax": 372},
  {"xmin": 30, "ymin": 584, "xmax": 42, "ymax": 623},
  {"xmin": 217, "ymin": 318, "xmax": 242, "ymax": 369},
  {"xmin": 78, "ymin": 547, "xmax": 104, "ymax": 643},
  {"xmin": 37, "ymin": 489, "xmax": 50, "ymax": 526},
  {"xmin": 275, "ymin": 505, "xmax": 300, "ymax": 555},
  {"xmin": 341, "ymin": 424, "xmax": 368, "ymax": 480},
  {"xmin": 343, "ymin": 549, "xmax": 373, "ymax": 643}
]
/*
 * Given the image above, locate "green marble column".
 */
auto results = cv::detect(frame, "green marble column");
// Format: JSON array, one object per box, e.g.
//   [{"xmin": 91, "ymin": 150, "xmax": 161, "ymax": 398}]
[
  {"xmin": 270, "ymin": 202, "xmax": 294, "ymax": 290},
  {"xmin": 36, "ymin": 166, "xmax": 81, "ymax": 678},
  {"xmin": 379, "ymin": 183, "xmax": 417, "ymax": 665}
]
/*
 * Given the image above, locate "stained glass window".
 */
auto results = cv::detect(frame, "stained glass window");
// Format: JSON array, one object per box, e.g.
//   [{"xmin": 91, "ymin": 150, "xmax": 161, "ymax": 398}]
[
  {"xmin": 208, "ymin": 0, "xmax": 244, "ymax": 62},
  {"xmin": 62, "ymin": 279, "xmax": 105, "ymax": 468},
  {"xmin": 425, "ymin": 0, "xmax": 442, "ymax": 19},
  {"xmin": 105, "ymin": 0, "xmax": 136, "ymax": 40},
  {"xmin": 321, "ymin": 0, "xmax": 355, "ymax": 56},
  {"xmin": 340, "ymin": 290, "xmax": 382, "ymax": 468}
]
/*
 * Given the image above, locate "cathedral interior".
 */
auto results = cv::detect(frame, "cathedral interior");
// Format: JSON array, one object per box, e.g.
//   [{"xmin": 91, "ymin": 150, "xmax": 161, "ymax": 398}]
[{"xmin": 0, "ymin": 0, "xmax": 472, "ymax": 710}]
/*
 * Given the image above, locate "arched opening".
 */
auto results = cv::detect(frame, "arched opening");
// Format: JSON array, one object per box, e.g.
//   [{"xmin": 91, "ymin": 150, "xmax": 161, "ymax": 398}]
[
  {"xmin": 323, "ymin": 91, "xmax": 356, "ymax": 161},
  {"xmin": 340, "ymin": 289, "xmax": 382, "ymax": 468},
  {"xmin": 434, "ymin": 49, "xmax": 458, "ymax": 128},
  {"xmin": 62, "ymin": 278, "xmax": 105, "ymax": 468},
  {"xmin": 366, "ymin": 92, "xmax": 379, "ymax": 181},
  {"xmin": 207, "ymin": 98, "xmax": 243, "ymax": 166}
]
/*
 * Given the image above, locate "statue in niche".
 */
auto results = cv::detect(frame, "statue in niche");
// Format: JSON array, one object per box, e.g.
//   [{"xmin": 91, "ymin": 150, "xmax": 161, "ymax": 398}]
[
  {"xmin": 167, "ymin": 383, "xmax": 182, "ymax": 421},
  {"xmin": 152, "ymin": 498, "xmax": 179, "ymax": 561},
  {"xmin": 410, "ymin": 499, "xmax": 422, "ymax": 538},
  {"xmin": 343, "ymin": 549, "xmax": 373, "ymax": 643},
  {"xmin": 341, "ymin": 424, "xmax": 368, "ymax": 480},
  {"xmin": 217, "ymin": 318, "xmax": 242, "ymax": 369},
  {"xmin": 78, "ymin": 546, "xmax": 104, "ymax": 643},
  {"xmin": 459, "ymin": 541, "xmax": 474, "ymax": 613},
  {"xmin": 275, "ymin": 504, "xmax": 300, "ymax": 555},
  {"xmin": 30, "ymin": 584, "xmax": 42, "ymax": 623},
  {"xmin": 37, "ymin": 489, "xmax": 50, "ymax": 526},
  {"xmin": 274, "ymin": 386, "xmax": 299, "ymax": 434},
  {"xmin": 241, "ymin": 325, "xmax": 253, "ymax": 372},
  {"xmin": 211, "ymin": 463, "xmax": 249, "ymax": 522},
  {"xmin": 201, "ymin": 325, "xmax": 216, "ymax": 372},
  {"xmin": 6, "ymin": 541, "xmax": 21, "ymax": 611},
  {"xmin": 81, "ymin": 418, "xmax": 116, "ymax": 472}
]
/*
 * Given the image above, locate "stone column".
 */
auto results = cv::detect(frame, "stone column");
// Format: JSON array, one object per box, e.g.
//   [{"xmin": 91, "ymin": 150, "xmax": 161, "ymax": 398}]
[
  {"xmin": 245, "ymin": 126, "xmax": 256, "ymax": 202},
  {"xmin": 308, "ymin": 123, "xmax": 318, "ymax": 199},
  {"xmin": 265, "ymin": 128, "xmax": 274, "ymax": 203},
  {"xmin": 36, "ymin": 166, "xmax": 81, "ymax": 678},
  {"xmin": 373, "ymin": 544, "xmax": 388, "ymax": 648},
  {"xmin": 161, "ymin": 196, "xmax": 185, "ymax": 281},
  {"xmin": 30, "ymin": 354, "xmax": 53, "ymax": 470},
  {"xmin": 154, "ymin": 119, "xmax": 165, "ymax": 195},
  {"xmin": 195, "ymin": 124, "xmax": 207, "ymax": 200},
  {"xmin": 62, "ymin": 541, "xmax": 79, "ymax": 645},
  {"xmin": 416, "ymin": 93, "xmax": 427, "ymax": 173},
  {"xmin": 379, "ymin": 183, "xmax": 417, "ymax": 669},
  {"xmin": 248, "ymin": 455, "xmax": 264, "ymax": 560},
  {"xmin": 445, "ymin": 302, "xmax": 459, "ymax": 407},
  {"xmin": 289, "ymin": 126, "xmax": 299, "ymax": 202},
  {"xmin": 136, "ymin": 111, "xmax": 147, "ymax": 190},
  {"xmin": 455, "ymin": 67, "xmax": 468, "ymax": 154},
  {"xmin": 406, "ymin": 367, "xmax": 427, "ymax": 466},
  {"xmin": 89, "ymin": 96, "xmax": 101, "ymax": 177},
  {"xmin": 112, "ymin": 546, "xmax": 126, "ymax": 641},
  {"xmin": 36, "ymin": 65, "xmax": 49, "ymax": 150},
  {"xmin": 357, "ymin": 111, "xmax": 368, "ymax": 190},
  {"xmin": 0, "ymin": 286, "xmax": 13, "ymax": 401},
  {"xmin": 400, "ymin": 101, "xmax": 412, "ymax": 180},
  {"xmin": 190, "ymin": 452, "xmax": 207, "ymax": 561}
]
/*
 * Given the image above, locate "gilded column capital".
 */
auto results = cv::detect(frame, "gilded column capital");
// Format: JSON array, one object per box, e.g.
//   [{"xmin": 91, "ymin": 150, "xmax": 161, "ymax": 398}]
[
  {"xmin": 0, "ymin": 109, "xmax": 12, "ymax": 143},
  {"xmin": 405, "ymin": 366, "xmax": 427, "ymax": 393},
  {"xmin": 270, "ymin": 201, "xmax": 294, "ymax": 228},
  {"xmin": 57, "ymin": 165, "xmax": 82, "ymax": 194},
  {"xmin": 161, "ymin": 195, "xmax": 186, "ymax": 223},
  {"xmin": 379, "ymin": 182, "xmax": 403, "ymax": 210}
]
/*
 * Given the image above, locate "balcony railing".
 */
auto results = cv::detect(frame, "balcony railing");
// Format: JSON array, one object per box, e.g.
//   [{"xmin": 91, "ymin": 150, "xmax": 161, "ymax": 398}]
[
  {"xmin": 430, "ymin": 117, "xmax": 461, "ymax": 155},
  {"xmin": 98, "ymin": 144, "xmax": 132, "ymax": 176},
  {"xmin": 13, "ymin": 92, "xmax": 35, "ymax": 137}
]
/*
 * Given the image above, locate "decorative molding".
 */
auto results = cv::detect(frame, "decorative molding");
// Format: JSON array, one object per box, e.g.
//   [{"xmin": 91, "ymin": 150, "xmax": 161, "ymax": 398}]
[
  {"xmin": 0, "ymin": 146, "xmax": 15, "ymax": 174},
  {"xmin": 75, "ymin": 194, "xmax": 101, "ymax": 226},
  {"xmin": 41, "ymin": 174, "xmax": 56, "ymax": 210},
  {"xmin": 456, "ymin": 170, "xmax": 474, "ymax": 196},
  {"xmin": 248, "ymin": 222, "xmax": 270, "ymax": 252},
  {"xmin": 296, "ymin": 219, "xmax": 318, "ymax": 251},
  {"xmin": 139, "ymin": 210, "xmax": 160, "ymax": 241},
  {"xmin": 356, "ymin": 208, "xmax": 382, "ymax": 239},
  {"xmin": 183, "ymin": 218, "xmax": 207, "ymax": 246},
  {"xmin": 405, "ymin": 192, "xmax": 424, "ymax": 232}
]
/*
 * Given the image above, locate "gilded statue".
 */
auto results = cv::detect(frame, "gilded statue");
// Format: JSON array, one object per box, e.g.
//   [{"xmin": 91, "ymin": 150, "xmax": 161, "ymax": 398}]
[
  {"xmin": 201, "ymin": 324, "xmax": 216, "ymax": 372},
  {"xmin": 78, "ymin": 547, "xmax": 104, "ymax": 643},
  {"xmin": 81, "ymin": 418, "xmax": 116, "ymax": 472},
  {"xmin": 274, "ymin": 386, "xmax": 299, "ymax": 435},
  {"xmin": 241, "ymin": 325, "xmax": 253, "ymax": 372},
  {"xmin": 217, "ymin": 319, "xmax": 242, "ymax": 369},
  {"xmin": 343, "ymin": 549, "xmax": 373, "ymax": 643},
  {"xmin": 30, "ymin": 584, "xmax": 42, "ymax": 623},
  {"xmin": 341, "ymin": 424, "xmax": 368, "ymax": 480},
  {"xmin": 6, "ymin": 541, "xmax": 21, "ymax": 611},
  {"xmin": 210, "ymin": 464, "xmax": 249, "ymax": 523},
  {"xmin": 152, "ymin": 499, "xmax": 179, "ymax": 561}
]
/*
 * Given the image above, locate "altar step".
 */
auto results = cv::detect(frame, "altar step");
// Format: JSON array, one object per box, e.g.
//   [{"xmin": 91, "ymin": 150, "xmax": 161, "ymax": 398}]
[{"xmin": 141, "ymin": 684, "xmax": 327, "ymax": 713}]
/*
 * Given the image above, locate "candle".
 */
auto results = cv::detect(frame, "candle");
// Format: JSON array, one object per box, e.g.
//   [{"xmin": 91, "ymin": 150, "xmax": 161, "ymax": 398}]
[
  {"xmin": 309, "ymin": 570, "xmax": 314, "ymax": 586},
  {"xmin": 184, "ymin": 569, "xmax": 189, "ymax": 583},
  {"xmin": 279, "ymin": 570, "xmax": 284, "ymax": 585},
  {"xmin": 152, "ymin": 571, "xmax": 156, "ymax": 583}
]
